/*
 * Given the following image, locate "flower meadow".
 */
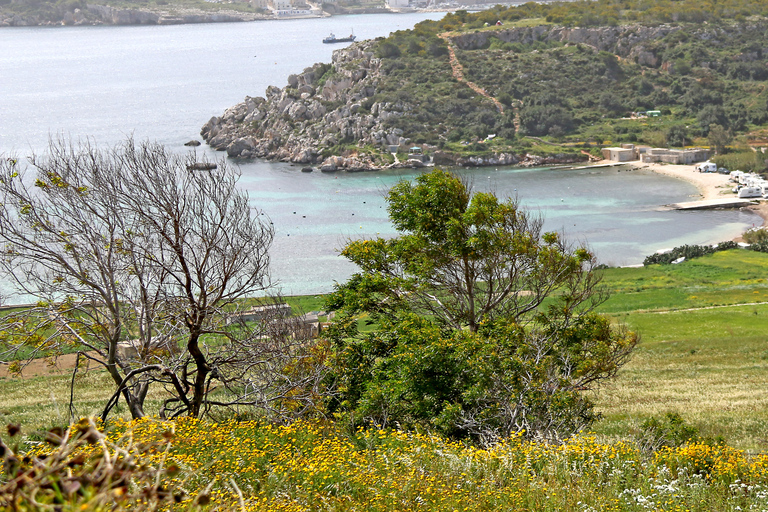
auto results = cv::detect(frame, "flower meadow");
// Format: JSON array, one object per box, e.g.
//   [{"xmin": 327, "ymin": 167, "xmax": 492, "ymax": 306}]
[{"xmin": 6, "ymin": 417, "xmax": 768, "ymax": 511}]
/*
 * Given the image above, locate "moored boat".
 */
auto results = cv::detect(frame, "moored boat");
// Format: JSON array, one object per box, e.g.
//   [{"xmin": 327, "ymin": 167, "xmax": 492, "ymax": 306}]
[{"xmin": 323, "ymin": 32, "xmax": 355, "ymax": 44}]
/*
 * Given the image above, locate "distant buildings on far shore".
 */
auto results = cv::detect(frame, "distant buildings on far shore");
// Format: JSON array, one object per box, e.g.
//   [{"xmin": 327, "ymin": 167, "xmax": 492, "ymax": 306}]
[
  {"xmin": 602, "ymin": 144, "xmax": 711, "ymax": 165},
  {"xmin": 247, "ymin": 0, "xmax": 513, "ymax": 16}
]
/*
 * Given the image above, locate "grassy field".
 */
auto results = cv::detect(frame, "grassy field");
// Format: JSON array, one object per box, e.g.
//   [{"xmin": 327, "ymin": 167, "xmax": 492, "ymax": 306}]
[
  {"xmin": 3, "ymin": 249, "xmax": 768, "ymax": 450},
  {"xmin": 591, "ymin": 250, "xmax": 768, "ymax": 452},
  {"xmin": 4, "ymin": 249, "xmax": 768, "ymax": 510}
]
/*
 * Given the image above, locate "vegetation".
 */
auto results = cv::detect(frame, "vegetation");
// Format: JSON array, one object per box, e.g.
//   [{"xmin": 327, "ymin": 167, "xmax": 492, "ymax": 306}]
[
  {"xmin": 3, "ymin": 249, "xmax": 768, "ymax": 508},
  {"xmin": 0, "ymin": 139, "xmax": 322, "ymax": 423},
  {"xmin": 713, "ymin": 149, "xmax": 768, "ymax": 172},
  {"xmin": 0, "ymin": 0, "xmax": 260, "ymax": 24},
  {"xmin": 325, "ymin": 170, "xmax": 637, "ymax": 443},
  {"xmin": 742, "ymin": 227, "xmax": 768, "ymax": 244},
  {"xmin": 280, "ymin": 2, "xmax": 768, "ymax": 164},
  {"xmin": 642, "ymin": 241, "xmax": 738, "ymax": 265},
  {"xmin": 5, "ymin": 417, "xmax": 768, "ymax": 511}
]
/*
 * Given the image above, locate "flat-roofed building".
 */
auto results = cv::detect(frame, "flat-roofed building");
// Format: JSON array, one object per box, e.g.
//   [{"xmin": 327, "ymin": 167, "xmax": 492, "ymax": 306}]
[{"xmin": 601, "ymin": 147, "xmax": 636, "ymax": 162}]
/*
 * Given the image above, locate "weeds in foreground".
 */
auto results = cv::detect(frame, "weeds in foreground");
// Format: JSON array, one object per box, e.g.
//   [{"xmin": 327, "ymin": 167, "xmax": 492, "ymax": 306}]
[
  {"xmin": 4, "ymin": 418, "xmax": 768, "ymax": 511},
  {"xmin": 0, "ymin": 418, "xmax": 213, "ymax": 511}
]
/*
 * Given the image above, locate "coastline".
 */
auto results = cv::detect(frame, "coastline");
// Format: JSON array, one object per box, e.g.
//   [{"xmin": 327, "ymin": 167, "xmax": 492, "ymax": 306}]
[
  {"xmin": 620, "ymin": 160, "xmax": 768, "ymax": 234},
  {"xmin": 623, "ymin": 161, "xmax": 731, "ymax": 201},
  {"xmin": 0, "ymin": 5, "xmax": 439, "ymax": 27}
]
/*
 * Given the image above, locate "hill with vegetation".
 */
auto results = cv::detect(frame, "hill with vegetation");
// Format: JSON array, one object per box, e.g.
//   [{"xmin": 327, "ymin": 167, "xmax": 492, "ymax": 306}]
[
  {"xmin": 204, "ymin": 0, "xmax": 768, "ymax": 170},
  {"xmin": 0, "ymin": 0, "xmax": 268, "ymax": 26}
]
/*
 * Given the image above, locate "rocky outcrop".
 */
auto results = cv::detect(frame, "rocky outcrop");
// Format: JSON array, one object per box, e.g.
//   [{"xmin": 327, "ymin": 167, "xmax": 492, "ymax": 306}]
[
  {"xmin": 201, "ymin": 41, "xmax": 414, "ymax": 170},
  {"xmin": 433, "ymin": 151, "xmax": 586, "ymax": 168},
  {"xmin": 201, "ymin": 35, "xmax": 600, "ymax": 170}
]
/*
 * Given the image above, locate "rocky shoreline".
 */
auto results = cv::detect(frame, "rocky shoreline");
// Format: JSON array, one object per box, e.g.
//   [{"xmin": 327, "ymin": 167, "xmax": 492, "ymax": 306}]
[{"xmin": 199, "ymin": 39, "xmax": 588, "ymax": 171}]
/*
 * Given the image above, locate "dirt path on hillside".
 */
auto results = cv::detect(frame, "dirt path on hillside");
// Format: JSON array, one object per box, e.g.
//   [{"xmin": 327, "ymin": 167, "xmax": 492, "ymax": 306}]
[{"xmin": 439, "ymin": 33, "xmax": 506, "ymax": 115}]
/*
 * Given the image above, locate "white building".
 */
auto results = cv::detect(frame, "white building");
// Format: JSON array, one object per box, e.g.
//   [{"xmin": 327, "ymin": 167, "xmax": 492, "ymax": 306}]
[
  {"xmin": 269, "ymin": 0, "xmax": 292, "ymax": 10},
  {"xmin": 601, "ymin": 147, "xmax": 636, "ymax": 162}
]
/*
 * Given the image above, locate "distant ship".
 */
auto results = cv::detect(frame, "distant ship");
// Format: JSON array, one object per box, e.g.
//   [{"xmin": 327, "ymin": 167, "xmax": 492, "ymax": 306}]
[{"xmin": 323, "ymin": 32, "xmax": 355, "ymax": 44}]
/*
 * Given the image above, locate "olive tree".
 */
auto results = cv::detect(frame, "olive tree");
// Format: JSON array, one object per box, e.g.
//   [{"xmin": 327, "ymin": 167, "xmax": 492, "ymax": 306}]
[
  {"xmin": 325, "ymin": 170, "xmax": 637, "ymax": 443},
  {"xmin": 0, "ymin": 139, "xmax": 321, "ymax": 422}
]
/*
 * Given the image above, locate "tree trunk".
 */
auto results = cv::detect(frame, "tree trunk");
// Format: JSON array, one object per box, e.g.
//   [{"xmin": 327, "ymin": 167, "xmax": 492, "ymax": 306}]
[{"xmin": 187, "ymin": 327, "xmax": 210, "ymax": 418}]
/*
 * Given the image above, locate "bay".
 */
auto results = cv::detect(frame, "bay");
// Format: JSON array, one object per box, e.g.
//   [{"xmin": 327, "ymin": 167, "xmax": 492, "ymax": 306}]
[{"xmin": 0, "ymin": 16, "xmax": 760, "ymax": 298}]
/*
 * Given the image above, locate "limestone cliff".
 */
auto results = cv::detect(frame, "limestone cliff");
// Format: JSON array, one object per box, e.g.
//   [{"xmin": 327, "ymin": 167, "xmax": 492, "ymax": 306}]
[{"xmin": 202, "ymin": 42, "xmax": 409, "ymax": 171}]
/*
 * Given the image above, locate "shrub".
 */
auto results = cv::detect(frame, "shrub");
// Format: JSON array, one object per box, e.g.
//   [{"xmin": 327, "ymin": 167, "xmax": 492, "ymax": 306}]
[
  {"xmin": 643, "ymin": 244, "xmax": 716, "ymax": 265},
  {"xmin": 743, "ymin": 227, "xmax": 768, "ymax": 244},
  {"xmin": 637, "ymin": 413, "xmax": 700, "ymax": 452}
]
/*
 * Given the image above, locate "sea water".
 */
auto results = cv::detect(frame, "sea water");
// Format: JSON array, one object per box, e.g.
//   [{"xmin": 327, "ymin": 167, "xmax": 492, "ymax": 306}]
[{"xmin": 0, "ymin": 16, "xmax": 760, "ymax": 297}]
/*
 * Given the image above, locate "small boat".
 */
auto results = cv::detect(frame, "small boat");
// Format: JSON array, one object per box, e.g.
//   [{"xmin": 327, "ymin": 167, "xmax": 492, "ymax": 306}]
[
  {"xmin": 323, "ymin": 31, "xmax": 355, "ymax": 44},
  {"xmin": 186, "ymin": 162, "xmax": 217, "ymax": 171}
]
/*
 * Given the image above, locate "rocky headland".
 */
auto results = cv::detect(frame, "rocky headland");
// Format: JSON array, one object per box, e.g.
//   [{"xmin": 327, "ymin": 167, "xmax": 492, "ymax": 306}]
[
  {"xmin": 202, "ymin": 42, "xmax": 414, "ymax": 171},
  {"xmin": 200, "ymin": 36, "xmax": 592, "ymax": 171},
  {"xmin": 201, "ymin": 19, "xmax": 768, "ymax": 171},
  {"xmin": 200, "ymin": 24, "xmax": 677, "ymax": 171}
]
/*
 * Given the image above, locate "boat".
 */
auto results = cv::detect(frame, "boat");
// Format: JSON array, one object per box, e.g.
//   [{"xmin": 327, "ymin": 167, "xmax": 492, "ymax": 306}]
[
  {"xmin": 186, "ymin": 162, "xmax": 217, "ymax": 171},
  {"xmin": 323, "ymin": 32, "xmax": 355, "ymax": 44}
]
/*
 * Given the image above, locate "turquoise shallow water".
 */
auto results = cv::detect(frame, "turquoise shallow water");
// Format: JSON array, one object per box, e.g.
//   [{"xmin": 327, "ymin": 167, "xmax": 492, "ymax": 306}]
[
  {"xmin": 0, "ymin": 17, "xmax": 761, "ymax": 297},
  {"xmin": 237, "ymin": 160, "xmax": 759, "ymax": 295}
]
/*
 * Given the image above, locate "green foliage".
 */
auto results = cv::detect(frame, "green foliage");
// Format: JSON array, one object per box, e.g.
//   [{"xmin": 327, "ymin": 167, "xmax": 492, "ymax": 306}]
[
  {"xmin": 330, "ymin": 169, "xmax": 603, "ymax": 332},
  {"xmin": 666, "ymin": 125, "xmax": 690, "ymax": 148},
  {"xmin": 325, "ymin": 170, "xmax": 636, "ymax": 443},
  {"xmin": 643, "ymin": 242, "xmax": 737, "ymax": 266},
  {"xmin": 371, "ymin": 11, "xmax": 768, "ymax": 153},
  {"xmin": 637, "ymin": 412, "xmax": 701, "ymax": 452},
  {"xmin": 329, "ymin": 311, "xmax": 636, "ymax": 444},
  {"xmin": 712, "ymin": 150, "xmax": 768, "ymax": 172},
  {"xmin": 743, "ymin": 227, "xmax": 768, "ymax": 244},
  {"xmin": 519, "ymin": 104, "xmax": 575, "ymax": 137}
]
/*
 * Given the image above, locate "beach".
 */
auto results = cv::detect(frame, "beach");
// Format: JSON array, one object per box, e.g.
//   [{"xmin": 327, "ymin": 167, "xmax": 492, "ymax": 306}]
[
  {"xmin": 624, "ymin": 161, "xmax": 732, "ymax": 200},
  {"xmin": 622, "ymin": 160, "xmax": 768, "ymax": 231}
]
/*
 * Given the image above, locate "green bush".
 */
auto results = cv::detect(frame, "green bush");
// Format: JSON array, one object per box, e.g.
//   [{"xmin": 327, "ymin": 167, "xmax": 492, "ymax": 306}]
[
  {"xmin": 713, "ymin": 151, "xmax": 768, "ymax": 173},
  {"xmin": 637, "ymin": 413, "xmax": 699, "ymax": 452},
  {"xmin": 325, "ymin": 170, "xmax": 637, "ymax": 444},
  {"xmin": 743, "ymin": 227, "xmax": 768, "ymax": 244},
  {"xmin": 643, "ymin": 242, "xmax": 737, "ymax": 265}
]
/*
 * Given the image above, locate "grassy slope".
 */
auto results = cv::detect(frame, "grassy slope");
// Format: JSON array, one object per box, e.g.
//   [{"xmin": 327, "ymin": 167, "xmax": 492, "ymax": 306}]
[
  {"xmin": 2, "ymin": 249, "xmax": 768, "ymax": 451},
  {"xmin": 593, "ymin": 250, "xmax": 768, "ymax": 451}
]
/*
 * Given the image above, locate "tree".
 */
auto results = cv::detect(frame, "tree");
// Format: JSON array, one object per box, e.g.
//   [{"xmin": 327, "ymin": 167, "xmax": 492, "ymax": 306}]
[
  {"xmin": 697, "ymin": 105, "xmax": 728, "ymax": 136},
  {"xmin": 519, "ymin": 104, "xmax": 575, "ymax": 137},
  {"xmin": 325, "ymin": 170, "xmax": 636, "ymax": 443},
  {"xmin": 666, "ymin": 125, "xmax": 689, "ymax": 148},
  {"xmin": 0, "ymin": 139, "xmax": 323, "ymax": 422},
  {"xmin": 708, "ymin": 124, "xmax": 733, "ymax": 155}
]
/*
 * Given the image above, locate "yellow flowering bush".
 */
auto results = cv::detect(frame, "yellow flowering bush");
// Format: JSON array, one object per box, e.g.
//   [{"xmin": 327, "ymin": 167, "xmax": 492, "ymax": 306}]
[{"xmin": 5, "ymin": 418, "xmax": 768, "ymax": 511}]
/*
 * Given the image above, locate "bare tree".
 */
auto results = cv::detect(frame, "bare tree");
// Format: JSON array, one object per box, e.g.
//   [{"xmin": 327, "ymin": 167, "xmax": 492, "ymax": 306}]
[{"xmin": 0, "ymin": 139, "xmax": 323, "ymax": 422}]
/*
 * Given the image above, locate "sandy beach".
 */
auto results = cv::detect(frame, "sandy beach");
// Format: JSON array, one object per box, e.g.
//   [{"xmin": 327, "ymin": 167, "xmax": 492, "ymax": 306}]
[
  {"xmin": 621, "ymin": 160, "xmax": 768, "ymax": 229},
  {"xmin": 624, "ymin": 161, "xmax": 733, "ymax": 201}
]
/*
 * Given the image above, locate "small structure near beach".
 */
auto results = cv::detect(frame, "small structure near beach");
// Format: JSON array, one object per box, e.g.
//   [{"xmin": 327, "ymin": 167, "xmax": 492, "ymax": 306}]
[
  {"xmin": 641, "ymin": 148, "xmax": 709, "ymax": 165},
  {"xmin": 602, "ymin": 147, "xmax": 636, "ymax": 162}
]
